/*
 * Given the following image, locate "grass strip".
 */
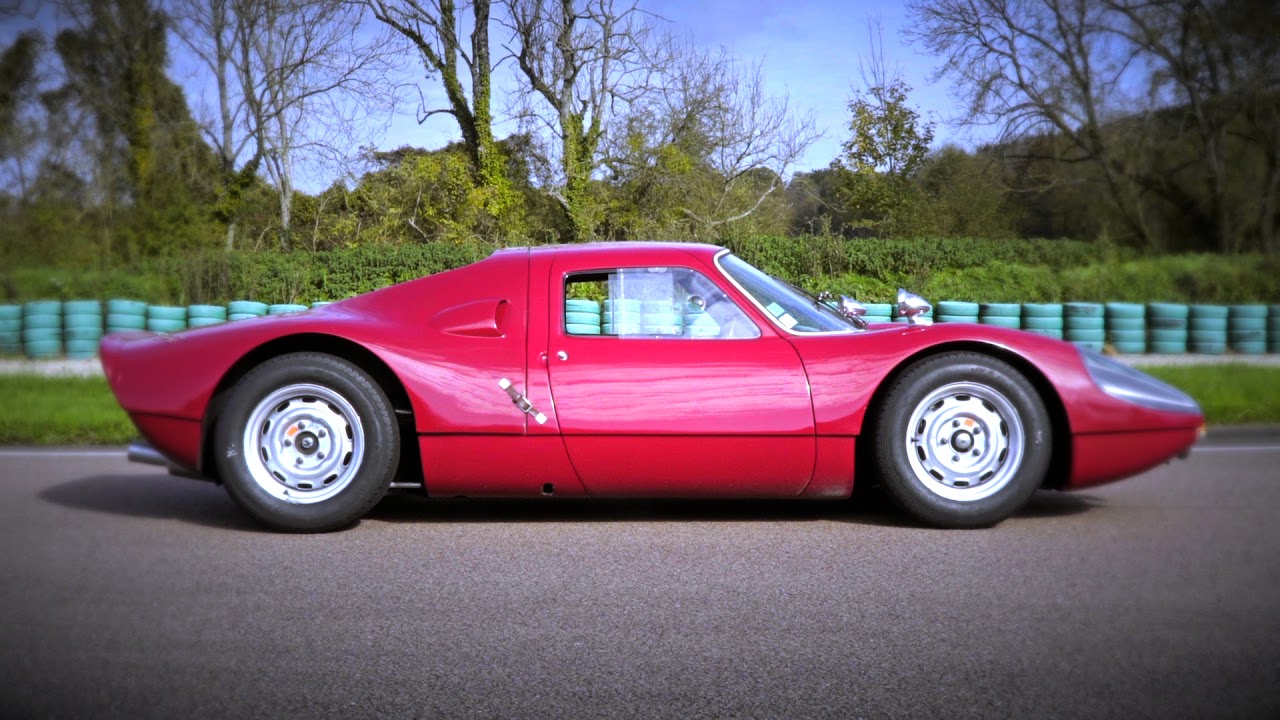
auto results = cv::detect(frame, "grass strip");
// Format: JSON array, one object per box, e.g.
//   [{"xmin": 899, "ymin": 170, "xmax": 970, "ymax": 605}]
[
  {"xmin": 1136, "ymin": 364, "xmax": 1280, "ymax": 426},
  {"xmin": 0, "ymin": 376, "xmax": 136, "ymax": 445},
  {"xmin": 0, "ymin": 364, "xmax": 1276, "ymax": 445}
]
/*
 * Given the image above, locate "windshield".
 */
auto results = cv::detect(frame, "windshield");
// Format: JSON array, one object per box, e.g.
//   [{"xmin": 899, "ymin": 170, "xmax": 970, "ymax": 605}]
[{"xmin": 716, "ymin": 252, "xmax": 856, "ymax": 334}]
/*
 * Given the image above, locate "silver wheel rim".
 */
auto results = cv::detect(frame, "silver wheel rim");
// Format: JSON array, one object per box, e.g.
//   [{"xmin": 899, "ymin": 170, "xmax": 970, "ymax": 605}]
[
  {"xmin": 242, "ymin": 383, "xmax": 365, "ymax": 504},
  {"xmin": 904, "ymin": 381, "xmax": 1024, "ymax": 502}
]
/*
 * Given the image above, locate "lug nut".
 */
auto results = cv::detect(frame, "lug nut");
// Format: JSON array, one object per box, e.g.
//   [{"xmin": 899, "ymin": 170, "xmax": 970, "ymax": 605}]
[
  {"xmin": 317, "ymin": 452, "xmax": 325, "ymax": 460},
  {"xmin": 318, "ymin": 429, "xmax": 326, "ymax": 438}
]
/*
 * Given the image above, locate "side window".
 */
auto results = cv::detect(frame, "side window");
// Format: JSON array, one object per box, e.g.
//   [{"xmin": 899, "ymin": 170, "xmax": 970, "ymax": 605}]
[{"xmin": 564, "ymin": 268, "xmax": 759, "ymax": 339}]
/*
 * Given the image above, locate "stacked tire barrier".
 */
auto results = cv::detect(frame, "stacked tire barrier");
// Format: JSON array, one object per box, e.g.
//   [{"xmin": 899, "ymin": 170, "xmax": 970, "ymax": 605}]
[
  {"xmin": 935, "ymin": 301, "xmax": 978, "ymax": 324},
  {"xmin": 1189, "ymin": 305, "xmax": 1227, "ymax": 355},
  {"xmin": 1147, "ymin": 303, "xmax": 1189, "ymax": 354},
  {"xmin": 1105, "ymin": 303, "xmax": 1146, "ymax": 354},
  {"xmin": 1229, "ymin": 305, "xmax": 1268, "ymax": 355},
  {"xmin": 1064, "ymin": 303, "xmax": 1105, "ymax": 352},
  {"xmin": 1021, "ymin": 304, "xmax": 1064, "ymax": 341},
  {"xmin": 63, "ymin": 300, "xmax": 103, "ymax": 359},
  {"xmin": 23, "ymin": 300, "xmax": 63, "ymax": 359},
  {"xmin": 0, "ymin": 304, "xmax": 22, "ymax": 355}
]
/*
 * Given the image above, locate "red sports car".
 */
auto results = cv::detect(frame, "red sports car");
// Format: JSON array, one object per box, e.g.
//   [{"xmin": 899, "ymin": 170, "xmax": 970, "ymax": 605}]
[{"xmin": 101, "ymin": 242, "xmax": 1204, "ymax": 531}]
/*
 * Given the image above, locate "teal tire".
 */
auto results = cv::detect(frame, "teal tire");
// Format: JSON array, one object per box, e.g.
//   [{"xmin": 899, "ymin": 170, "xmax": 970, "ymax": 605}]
[
  {"xmin": 566, "ymin": 299, "xmax": 601, "ymax": 314},
  {"xmin": 862, "ymin": 303, "xmax": 894, "ymax": 316},
  {"xmin": 1022, "ymin": 317, "xmax": 1064, "ymax": 330},
  {"xmin": 106, "ymin": 314, "xmax": 146, "ymax": 330},
  {"xmin": 1148, "ymin": 317, "xmax": 1187, "ymax": 330},
  {"xmin": 22, "ymin": 328, "xmax": 61, "ymax": 342},
  {"xmin": 1104, "ymin": 302, "xmax": 1144, "ymax": 319},
  {"xmin": 24, "ymin": 339, "xmax": 61, "ymax": 357},
  {"xmin": 979, "ymin": 317, "xmax": 1021, "ymax": 328},
  {"xmin": 565, "ymin": 311, "xmax": 601, "ymax": 325},
  {"xmin": 64, "ymin": 327, "xmax": 102, "ymax": 342},
  {"xmin": 228, "ymin": 313, "xmax": 261, "ymax": 321},
  {"xmin": 936, "ymin": 301, "xmax": 979, "ymax": 316},
  {"xmin": 1147, "ymin": 303, "xmax": 1189, "ymax": 319},
  {"xmin": 603, "ymin": 299, "xmax": 642, "ymax": 313},
  {"xmin": 935, "ymin": 315, "xmax": 978, "ymax": 323},
  {"xmin": 188, "ymin": 304, "xmax": 228, "ymax": 320},
  {"xmin": 228, "ymin": 301, "xmax": 269, "ymax": 316},
  {"xmin": 148, "ymin": 306, "xmax": 187, "ymax": 321},
  {"xmin": 64, "ymin": 339, "xmax": 100, "ymax": 356},
  {"xmin": 641, "ymin": 301, "xmax": 674, "ymax": 314},
  {"xmin": 311, "ymin": 301, "xmax": 334, "ymax": 309},
  {"xmin": 604, "ymin": 323, "xmax": 642, "ymax": 335},
  {"xmin": 1107, "ymin": 318, "xmax": 1145, "ymax": 332},
  {"xmin": 107, "ymin": 299, "xmax": 148, "ymax": 315},
  {"xmin": 1189, "ymin": 329, "xmax": 1228, "ymax": 343},
  {"xmin": 268, "ymin": 304, "xmax": 309, "ymax": 315},
  {"xmin": 1190, "ymin": 318, "xmax": 1227, "ymax": 332},
  {"xmin": 23, "ymin": 314, "xmax": 61, "ymax": 330},
  {"xmin": 1071, "ymin": 340, "xmax": 1105, "ymax": 352},
  {"xmin": 24, "ymin": 301, "xmax": 62, "ymax": 316},
  {"xmin": 1229, "ymin": 305, "xmax": 1268, "ymax": 319},
  {"xmin": 147, "ymin": 319, "xmax": 186, "ymax": 333},
  {"xmin": 1189, "ymin": 304, "xmax": 1228, "ymax": 320},
  {"xmin": 0, "ymin": 304, "xmax": 20, "ymax": 321},
  {"xmin": 1064, "ymin": 302, "xmax": 1103, "ymax": 318},
  {"xmin": 1066, "ymin": 329, "xmax": 1106, "ymax": 343},
  {"xmin": 642, "ymin": 325, "xmax": 682, "ymax": 335},
  {"xmin": 1024, "ymin": 328, "xmax": 1064, "ymax": 340},
  {"xmin": 1149, "ymin": 329, "xmax": 1189, "ymax": 343},
  {"xmin": 1232, "ymin": 341, "xmax": 1267, "ymax": 354},
  {"xmin": 1022, "ymin": 303, "xmax": 1063, "ymax": 318},
  {"xmin": 1228, "ymin": 317, "xmax": 1266, "ymax": 333},
  {"xmin": 979, "ymin": 303, "xmax": 1021, "ymax": 318},
  {"xmin": 1110, "ymin": 341, "xmax": 1147, "ymax": 354},
  {"xmin": 1229, "ymin": 330, "xmax": 1266, "ymax": 343},
  {"xmin": 0, "ymin": 318, "xmax": 21, "ymax": 333},
  {"xmin": 566, "ymin": 323, "xmax": 601, "ymax": 335},
  {"xmin": 1108, "ymin": 329, "xmax": 1146, "ymax": 343},
  {"xmin": 1065, "ymin": 317, "xmax": 1105, "ymax": 330},
  {"xmin": 64, "ymin": 313, "xmax": 103, "ymax": 330},
  {"xmin": 188, "ymin": 317, "xmax": 225, "ymax": 328},
  {"xmin": 63, "ymin": 300, "xmax": 101, "ymax": 315},
  {"xmin": 1149, "ymin": 340, "xmax": 1187, "ymax": 353},
  {"xmin": 1188, "ymin": 342, "xmax": 1226, "ymax": 355}
]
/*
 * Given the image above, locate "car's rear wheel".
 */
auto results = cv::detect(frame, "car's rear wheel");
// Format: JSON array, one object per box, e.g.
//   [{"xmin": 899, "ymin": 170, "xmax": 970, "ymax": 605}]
[
  {"xmin": 214, "ymin": 352, "xmax": 399, "ymax": 532},
  {"xmin": 874, "ymin": 352, "xmax": 1051, "ymax": 528}
]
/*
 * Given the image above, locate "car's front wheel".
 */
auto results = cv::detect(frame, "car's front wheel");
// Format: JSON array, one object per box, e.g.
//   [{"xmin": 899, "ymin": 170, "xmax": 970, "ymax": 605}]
[
  {"xmin": 214, "ymin": 352, "xmax": 399, "ymax": 532},
  {"xmin": 874, "ymin": 352, "xmax": 1051, "ymax": 528}
]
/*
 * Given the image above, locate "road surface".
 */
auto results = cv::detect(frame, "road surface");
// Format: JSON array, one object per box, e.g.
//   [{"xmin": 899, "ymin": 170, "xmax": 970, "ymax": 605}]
[{"xmin": 1, "ymin": 438, "xmax": 1278, "ymax": 719}]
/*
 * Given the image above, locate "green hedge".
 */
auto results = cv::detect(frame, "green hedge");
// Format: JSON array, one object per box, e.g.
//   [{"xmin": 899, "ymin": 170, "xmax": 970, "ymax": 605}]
[{"xmin": 4, "ymin": 237, "xmax": 1278, "ymax": 305}]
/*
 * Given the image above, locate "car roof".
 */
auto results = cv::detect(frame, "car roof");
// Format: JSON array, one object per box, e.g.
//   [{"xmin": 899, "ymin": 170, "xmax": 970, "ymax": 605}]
[{"xmin": 494, "ymin": 241, "xmax": 725, "ymax": 261}]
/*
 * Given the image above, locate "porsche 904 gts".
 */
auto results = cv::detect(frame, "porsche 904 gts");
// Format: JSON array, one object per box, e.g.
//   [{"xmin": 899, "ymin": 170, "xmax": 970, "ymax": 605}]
[{"xmin": 102, "ymin": 242, "xmax": 1204, "ymax": 531}]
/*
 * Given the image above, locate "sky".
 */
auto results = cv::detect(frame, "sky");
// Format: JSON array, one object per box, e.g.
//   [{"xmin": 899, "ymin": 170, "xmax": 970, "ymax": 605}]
[{"xmin": 1, "ymin": 0, "xmax": 985, "ymax": 193}]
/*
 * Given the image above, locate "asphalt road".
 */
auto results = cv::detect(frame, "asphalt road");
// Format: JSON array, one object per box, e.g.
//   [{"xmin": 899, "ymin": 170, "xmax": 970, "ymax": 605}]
[{"xmin": 2, "ymin": 439, "xmax": 1278, "ymax": 719}]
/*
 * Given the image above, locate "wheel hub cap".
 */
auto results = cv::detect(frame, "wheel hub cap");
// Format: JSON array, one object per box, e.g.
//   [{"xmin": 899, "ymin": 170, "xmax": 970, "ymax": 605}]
[
  {"xmin": 242, "ymin": 383, "xmax": 365, "ymax": 504},
  {"xmin": 905, "ymin": 381, "xmax": 1025, "ymax": 502}
]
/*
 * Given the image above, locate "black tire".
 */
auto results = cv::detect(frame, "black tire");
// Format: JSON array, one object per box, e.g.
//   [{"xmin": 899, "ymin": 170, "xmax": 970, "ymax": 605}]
[
  {"xmin": 214, "ymin": 352, "xmax": 400, "ymax": 532},
  {"xmin": 874, "ymin": 352, "xmax": 1051, "ymax": 528}
]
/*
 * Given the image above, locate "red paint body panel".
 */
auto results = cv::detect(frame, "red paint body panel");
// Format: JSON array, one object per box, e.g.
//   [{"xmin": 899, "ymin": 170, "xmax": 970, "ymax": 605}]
[{"xmin": 101, "ymin": 241, "xmax": 1203, "ymax": 502}]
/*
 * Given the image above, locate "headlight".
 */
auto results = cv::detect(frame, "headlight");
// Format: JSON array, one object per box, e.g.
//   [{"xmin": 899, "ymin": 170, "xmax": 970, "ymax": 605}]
[{"xmin": 1080, "ymin": 348, "xmax": 1201, "ymax": 415}]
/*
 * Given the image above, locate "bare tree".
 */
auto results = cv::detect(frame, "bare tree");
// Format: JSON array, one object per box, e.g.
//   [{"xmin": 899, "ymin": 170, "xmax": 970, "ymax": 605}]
[
  {"xmin": 906, "ymin": 0, "xmax": 1155, "ymax": 245},
  {"xmin": 502, "ymin": 0, "xmax": 659, "ymax": 240},
  {"xmin": 173, "ymin": 0, "xmax": 399, "ymax": 250},
  {"xmin": 365, "ymin": 0, "xmax": 506, "ymax": 185}
]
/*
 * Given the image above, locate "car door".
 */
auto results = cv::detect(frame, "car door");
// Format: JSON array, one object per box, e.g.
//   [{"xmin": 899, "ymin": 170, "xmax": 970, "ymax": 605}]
[{"xmin": 544, "ymin": 256, "xmax": 815, "ymax": 497}]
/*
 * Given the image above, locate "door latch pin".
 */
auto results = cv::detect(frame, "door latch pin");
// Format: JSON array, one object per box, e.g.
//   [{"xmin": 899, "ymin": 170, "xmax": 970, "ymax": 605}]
[{"xmin": 498, "ymin": 378, "xmax": 548, "ymax": 424}]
